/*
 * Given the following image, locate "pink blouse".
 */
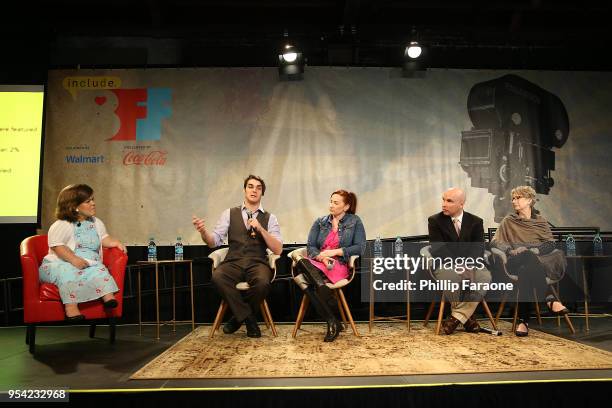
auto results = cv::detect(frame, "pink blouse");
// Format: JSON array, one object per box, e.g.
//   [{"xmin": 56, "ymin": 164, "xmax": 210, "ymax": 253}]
[{"xmin": 308, "ymin": 229, "xmax": 349, "ymax": 284}]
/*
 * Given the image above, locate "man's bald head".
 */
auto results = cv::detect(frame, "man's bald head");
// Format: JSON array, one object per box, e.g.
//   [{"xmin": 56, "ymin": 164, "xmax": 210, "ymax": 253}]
[{"xmin": 441, "ymin": 187, "xmax": 466, "ymax": 217}]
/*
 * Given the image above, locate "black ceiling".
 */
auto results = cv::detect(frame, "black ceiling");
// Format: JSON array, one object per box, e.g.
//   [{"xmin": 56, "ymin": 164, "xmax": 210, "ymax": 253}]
[{"xmin": 3, "ymin": 0, "xmax": 612, "ymax": 73}]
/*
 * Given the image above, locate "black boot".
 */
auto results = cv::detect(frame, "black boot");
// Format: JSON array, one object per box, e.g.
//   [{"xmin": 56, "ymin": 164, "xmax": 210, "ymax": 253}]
[
  {"xmin": 297, "ymin": 259, "xmax": 334, "ymax": 301},
  {"xmin": 324, "ymin": 319, "xmax": 342, "ymax": 342},
  {"xmin": 304, "ymin": 286, "xmax": 341, "ymax": 342}
]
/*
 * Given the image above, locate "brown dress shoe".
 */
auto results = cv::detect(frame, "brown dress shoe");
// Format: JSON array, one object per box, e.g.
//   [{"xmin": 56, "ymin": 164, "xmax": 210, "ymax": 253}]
[
  {"xmin": 442, "ymin": 315, "xmax": 461, "ymax": 335},
  {"xmin": 463, "ymin": 316, "xmax": 481, "ymax": 333}
]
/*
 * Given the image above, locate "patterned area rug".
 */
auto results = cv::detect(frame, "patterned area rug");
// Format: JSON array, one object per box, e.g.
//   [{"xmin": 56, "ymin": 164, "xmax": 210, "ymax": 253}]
[{"xmin": 130, "ymin": 322, "xmax": 612, "ymax": 379}]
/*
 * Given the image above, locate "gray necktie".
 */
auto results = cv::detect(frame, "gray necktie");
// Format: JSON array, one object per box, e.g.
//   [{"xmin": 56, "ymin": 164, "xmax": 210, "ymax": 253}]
[{"xmin": 453, "ymin": 218, "xmax": 461, "ymax": 236}]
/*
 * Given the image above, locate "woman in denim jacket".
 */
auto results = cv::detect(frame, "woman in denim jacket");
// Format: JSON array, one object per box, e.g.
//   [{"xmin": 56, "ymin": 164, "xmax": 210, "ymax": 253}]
[{"xmin": 294, "ymin": 189, "xmax": 366, "ymax": 342}]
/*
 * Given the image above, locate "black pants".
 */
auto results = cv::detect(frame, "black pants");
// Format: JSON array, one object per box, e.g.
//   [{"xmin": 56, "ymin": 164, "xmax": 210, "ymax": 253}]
[
  {"xmin": 295, "ymin": 259, "xmax": 339, "ymax": 323},
  {"xmin": 507, "ymin": 250, "xmax": 554, "ymax": 323},
  {"xmin": 211, "ymin": 258, "xmax": 272, "ymax": 322}
]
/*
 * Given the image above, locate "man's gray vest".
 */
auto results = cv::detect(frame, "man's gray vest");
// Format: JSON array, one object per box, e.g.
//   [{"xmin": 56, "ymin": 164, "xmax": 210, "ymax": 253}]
[{"xmin": 224, "ymin": 206, "xmax": 270, "ymax": 263}]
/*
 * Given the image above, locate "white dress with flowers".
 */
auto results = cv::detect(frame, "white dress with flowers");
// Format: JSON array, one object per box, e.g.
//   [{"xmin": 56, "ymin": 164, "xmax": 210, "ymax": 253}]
[{"xmin": 39, "ymin": 219, "xmax": 118, "ymax": 304}]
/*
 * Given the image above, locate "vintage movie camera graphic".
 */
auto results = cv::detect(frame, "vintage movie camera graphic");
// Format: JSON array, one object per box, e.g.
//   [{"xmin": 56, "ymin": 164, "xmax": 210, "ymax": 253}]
[{"xmin": 459, "ymin": 74, "xmax": 569, "ymax": 221}]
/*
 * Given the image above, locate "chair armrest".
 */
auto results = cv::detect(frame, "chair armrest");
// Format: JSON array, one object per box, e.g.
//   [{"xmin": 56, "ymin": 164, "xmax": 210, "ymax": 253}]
[
  {"xmin": 419, "ymin": 245, "xmax": 436, "ymax": 277},
  {"xmin": 348, "ymin": 255, "xmax": 359, "ymax": 269},
  {"xmin": 489, "ymin": 247, "xmax": 507, "ymax": 264},
  {"xmin": 287, "ymin": 247, "xmax": 307, "ymax": 267},
  {"xmin": 20, "ymin": 254, "xmax": 41, "ymax": 305},
  {"xmin": 420, "ymin": 245, "xmax": 432, "ymax": 259},
  {"xmin": 104, "ymin": 247, "xmax": 128, "ymax": 290},
  {"xmin": 268, "ymin": 253, "xmax": 280, "ymax": 270},
  {"xmin": 208, "ymin": 248, "xmax": 229, "ymax": 270},
  {"xmin": 267, "ymin": 253, "xmax": 280, "ymax": 282}
]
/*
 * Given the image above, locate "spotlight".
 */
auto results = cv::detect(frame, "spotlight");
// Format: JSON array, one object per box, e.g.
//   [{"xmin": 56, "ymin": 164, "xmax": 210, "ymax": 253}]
[
  {"xmin": 405, "ymin": 41, "xmax": 422, "ymax": 59},
  {"xmin": 278, "ymin": 44, "xmax": 304, "ymax": 80},
  {"xmin": 402, "ymin": 41, "xmax": 426, "ymax": 78}
]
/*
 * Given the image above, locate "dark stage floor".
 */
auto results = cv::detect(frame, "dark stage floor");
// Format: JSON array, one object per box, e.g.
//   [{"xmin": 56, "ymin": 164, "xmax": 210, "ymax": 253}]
[{"xmin": 2, "ymin": 315, "xmax": 611, "ymax": 392}]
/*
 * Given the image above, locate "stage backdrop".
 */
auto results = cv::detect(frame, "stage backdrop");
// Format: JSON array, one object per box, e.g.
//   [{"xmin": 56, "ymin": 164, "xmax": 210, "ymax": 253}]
[{"xmin": 41, "ymin": 68, "xmax": 612, "ymax": 245}]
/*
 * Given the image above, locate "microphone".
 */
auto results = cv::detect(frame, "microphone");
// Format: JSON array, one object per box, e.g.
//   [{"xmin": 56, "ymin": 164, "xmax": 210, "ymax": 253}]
[{"xmin": 246, "ymin": 210, "xmax": 256, "ymax": 238}]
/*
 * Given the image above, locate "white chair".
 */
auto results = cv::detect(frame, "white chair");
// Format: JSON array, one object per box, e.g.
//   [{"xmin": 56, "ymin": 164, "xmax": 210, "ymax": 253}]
[
  {"xmin": 287, "ymin": 247, "xmax": 360, "ymax": 338},
  {"xmin": 489, "ymin": 247, "xmax": 575, "ymax": 334},
  {"xmin": 208, "ymin": 247, "xmax": 280, "ymax": 338},
  {"xmin": 420, "ymin": 245, "xmax": 497, "ymax": 335}
]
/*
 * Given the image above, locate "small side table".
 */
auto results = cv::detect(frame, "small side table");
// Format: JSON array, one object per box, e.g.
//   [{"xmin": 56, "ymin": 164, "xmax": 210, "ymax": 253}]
[
  {"xmin": 368, "ymin": 259, "xmax": 411, "ymax": 332},
  {"xmin": 136, "ymin": 260, "xmax": 195, "ymax": 340},
  {"xmin": 566, "ymin": 255, "xmax": 611, "ymax": 332}
]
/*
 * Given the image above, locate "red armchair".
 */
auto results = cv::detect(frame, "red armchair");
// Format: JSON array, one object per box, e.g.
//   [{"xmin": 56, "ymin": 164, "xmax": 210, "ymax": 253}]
[{"xmin": 20, "ymin": 235, "xmax": 128, "ymax": 353}]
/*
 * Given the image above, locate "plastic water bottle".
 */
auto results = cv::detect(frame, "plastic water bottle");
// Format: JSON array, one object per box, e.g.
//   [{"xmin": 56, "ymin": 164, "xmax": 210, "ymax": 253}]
[
  {"xmin": 593, "ymin": 233, "xmax": 603, "ymax": 256},
  {"xmin": 174, "ymin": 237, "xmax": 184, "ymax": 261},
  {"xmin": 566, "ymin": 234, "xmax": 576, "ymax": 257},
  {"xmin": 374, "ymin": 236, "xmax": 383, "ymax": 259},
  {"xmin": 147, "ymin": 237, "xmax": 157, "ymax": 262},
  {"xmin": 394, "ymin": 236, "xmax": 404, "ymax": 273},
  {"xmin": 394, "ymin": 236, "xmax": 404, "ymax": 258}
]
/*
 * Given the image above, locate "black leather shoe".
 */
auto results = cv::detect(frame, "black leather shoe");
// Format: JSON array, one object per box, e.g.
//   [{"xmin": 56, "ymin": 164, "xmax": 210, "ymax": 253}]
[
  {"xmin": 66, "ymin": 314, "xmax": 85, "ymax": 321},
  {"xmin": 463, "ymin": 316, "xmax": 481, "ymax": 333},
  {"xmin": 245, "ymin": 315, "xmax": 261, "ymax": 338},
  {"xmin": 103, "ymin": 299, "xmax": 118, "ymax": 309},
  {"xmin": 324, "ymin": 319, "xmax": 342, "ymax": 342},
  {"xmin": 223, "ymin": 317, "xmax": 243, "ymax": 334},
  {"xmin": 442, "ymin": 315, "xmax": 461, "ymax": 335}
]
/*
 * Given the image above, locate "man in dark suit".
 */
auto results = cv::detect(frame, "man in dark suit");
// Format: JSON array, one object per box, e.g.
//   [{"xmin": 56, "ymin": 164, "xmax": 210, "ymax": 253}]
[{"xmin": 427, "ymin": 187, "xmax": 491, "ymax": 335}]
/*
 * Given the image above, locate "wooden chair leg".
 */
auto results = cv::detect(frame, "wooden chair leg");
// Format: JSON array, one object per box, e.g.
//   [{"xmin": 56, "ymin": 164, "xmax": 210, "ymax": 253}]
[
  {"xmin": 424, "ymin": 301, "xmax": 436, "ymax": 327},
  {"xmin": 337, "ymin": 289, "xmax": 359, "ymax": 337},
  {"xmin": 292, "ymin": 295, "xmax": 309, "ymax": 338},
  {"xmin": 512, "ymin": 301, "xmax": 519, "ymax": 333},
  {"xmin": 549, "ymin": 284, "xmax": 574, "ymax": 333},
  {"xmin": 481, "ymin": 299, "xmax": 497, "ymax": 330},
  {"xmin": 109, "ymin": 317, "xmax": 116, "ymax": 343},
  {"xmin": 209, "ymin": 300, "xmax": 228, "ymax": 338},
  {"xmin": 495, "ymin": 295, "xmax": 507, "ymax": 325},
  {"xmin": 89, "ymin": 324, "xmax": 97, "ymax": 338},
  {"xmin": 563, "ymin": 313, "xmax": 576, "ymax": 334},
  {"xmin": 557, "ymin": 283, "xmax": 562, "ymax": 327},
  {"xmin": 533, "ymin": 288, "xmax": 542, "ymax": 326},
  {"xmin": 335, "ymin": 291, "xmax": 348, "ymax": 325},
  {"xmin": 261, "ymin": 300, "xmax": 277, "ymax": 337},
  {"xmin": 260, "ymin": 304, "xmax": 271, "ymax": 329},
  {"xmin": 28, "ymin": 325, "xmax": 36, "ymax": 354},
  {"xmin": 435, "ymin": 296, "xmax": 446, "ymax": 335}
]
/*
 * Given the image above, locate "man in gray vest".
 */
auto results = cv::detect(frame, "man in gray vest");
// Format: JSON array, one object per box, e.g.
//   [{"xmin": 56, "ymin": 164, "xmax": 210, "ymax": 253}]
[{"xmin": 193, "ymin": 175, "xmax": 283, "ymax": 338}]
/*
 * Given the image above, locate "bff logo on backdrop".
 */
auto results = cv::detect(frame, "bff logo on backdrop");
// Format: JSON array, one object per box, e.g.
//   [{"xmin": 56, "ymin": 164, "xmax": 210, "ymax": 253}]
[
  {"xmin": 106, "ymin": 88, "xmax": 172, "ymax": 142},
  {"xmin": 62, "ymin": 76, "xmax": 173, "ymax": 142},
  {"xmin": 62, "ymin": 76, "xmax": 173, "ymax": 166}
]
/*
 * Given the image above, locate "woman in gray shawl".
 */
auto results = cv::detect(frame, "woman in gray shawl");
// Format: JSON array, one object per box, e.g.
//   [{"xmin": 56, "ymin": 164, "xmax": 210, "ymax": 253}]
[{"xmin": 492, "ymin": 186, "xmax": 569, "ymax": 336}]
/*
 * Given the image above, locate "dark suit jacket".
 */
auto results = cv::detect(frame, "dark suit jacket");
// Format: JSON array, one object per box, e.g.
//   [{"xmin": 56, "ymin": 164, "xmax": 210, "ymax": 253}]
[{"xmin": 427, "ymin": 211, "xmax": 485, "ymax": 260}]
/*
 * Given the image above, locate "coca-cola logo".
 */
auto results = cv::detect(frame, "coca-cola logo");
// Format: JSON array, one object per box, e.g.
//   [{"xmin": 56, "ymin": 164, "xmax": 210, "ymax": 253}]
[{"xmin": 123, "ymin": 150, "xmax": 168, "ymax": 166}]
